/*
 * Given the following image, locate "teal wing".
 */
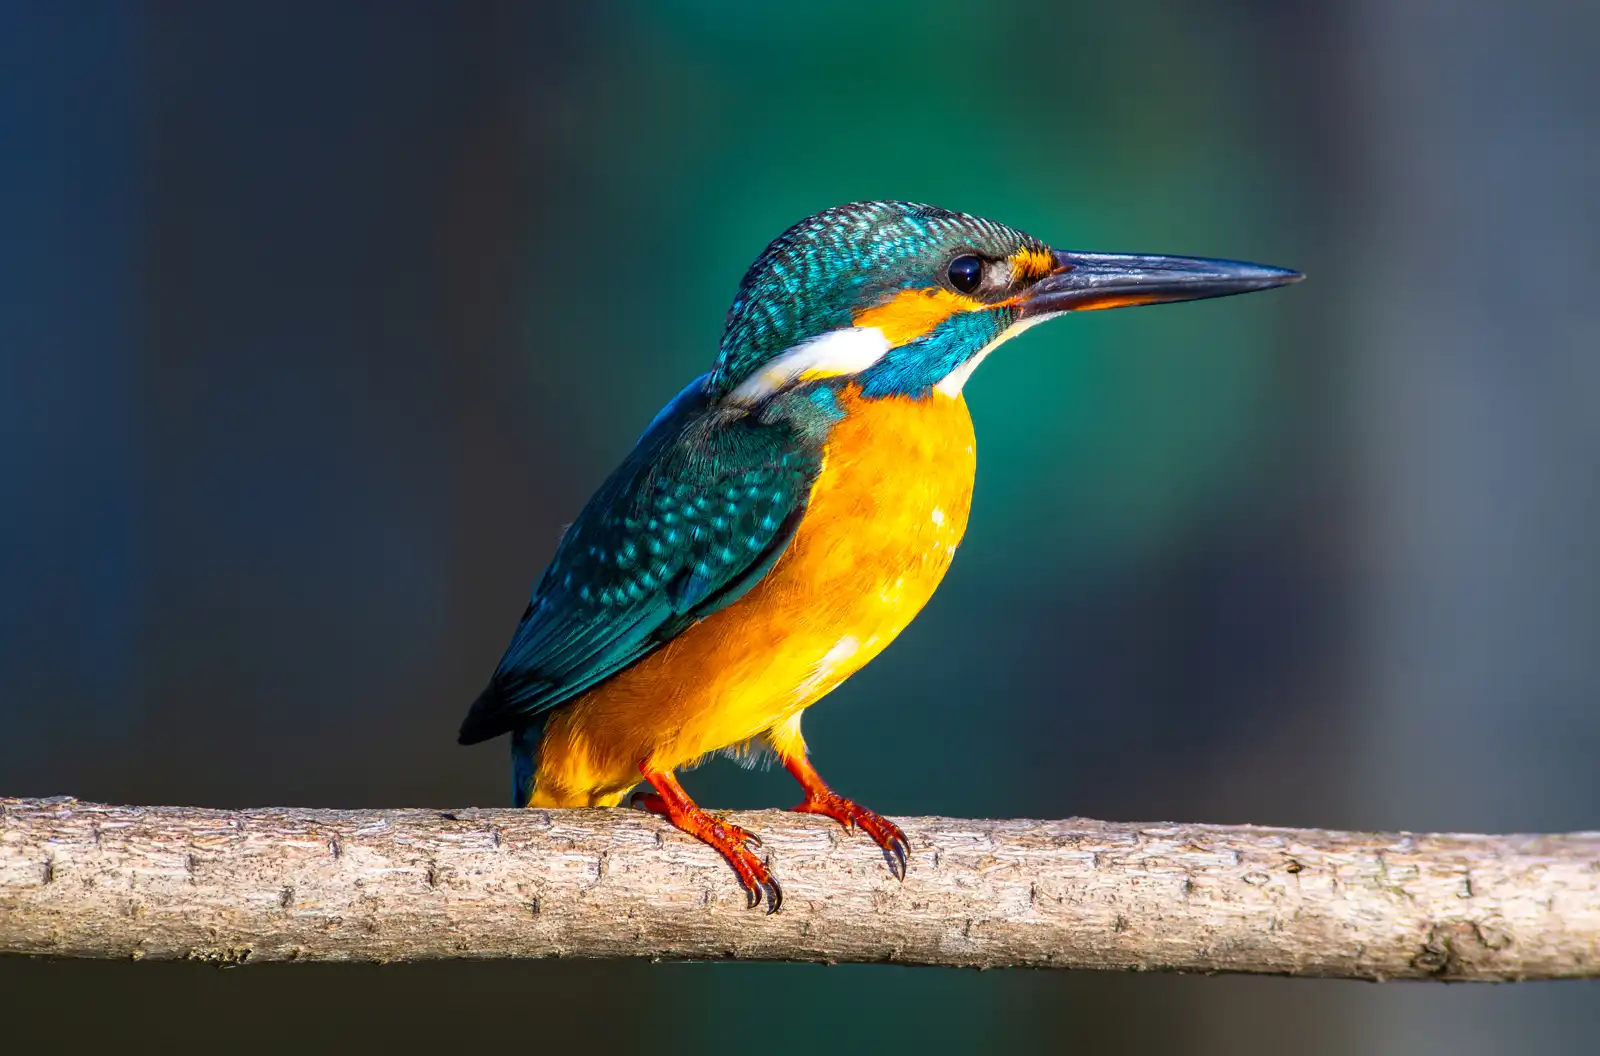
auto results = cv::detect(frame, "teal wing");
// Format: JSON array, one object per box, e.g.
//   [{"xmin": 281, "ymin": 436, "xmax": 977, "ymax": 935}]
[{"xmin": 457, "ymin": 379, "xmax": 826, "ymax": 745}]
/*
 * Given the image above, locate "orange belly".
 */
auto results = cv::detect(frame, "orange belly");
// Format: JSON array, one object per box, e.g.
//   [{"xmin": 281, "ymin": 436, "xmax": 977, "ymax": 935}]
[{"xmin": 528, "ymin": 385, "xmax": 977, "ymax": 807}]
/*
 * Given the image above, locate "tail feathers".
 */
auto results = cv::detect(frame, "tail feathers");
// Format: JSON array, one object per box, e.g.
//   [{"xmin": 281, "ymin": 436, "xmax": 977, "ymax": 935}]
[
  {"xmin": 510, "ymin": 721, "xmax": 546, "ymax": 807},
  {"xmin": 459, "ymin": 681, "xmax": 546, "ymax": 807}
]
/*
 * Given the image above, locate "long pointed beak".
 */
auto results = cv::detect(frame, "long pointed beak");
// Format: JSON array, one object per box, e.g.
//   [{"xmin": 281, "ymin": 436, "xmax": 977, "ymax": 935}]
[{"xmin": 1018, "ymin": 250, "xmax": 1302, "ymax": 318}]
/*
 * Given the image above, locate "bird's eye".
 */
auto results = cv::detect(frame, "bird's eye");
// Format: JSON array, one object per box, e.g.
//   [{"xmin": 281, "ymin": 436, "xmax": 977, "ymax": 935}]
[{"xmin": 947, "ymin": 254, "xmax": 984, "ymax": 294}]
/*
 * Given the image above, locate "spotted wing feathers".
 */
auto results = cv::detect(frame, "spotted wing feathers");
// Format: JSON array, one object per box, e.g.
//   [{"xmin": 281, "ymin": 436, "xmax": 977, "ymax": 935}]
[{"xmin": 457, "ymin": 383, "xmax": 821, "ymax": 744}]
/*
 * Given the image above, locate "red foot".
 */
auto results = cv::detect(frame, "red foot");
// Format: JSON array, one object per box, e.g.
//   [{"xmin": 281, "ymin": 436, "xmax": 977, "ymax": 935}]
[
  {"xmin": 783, "ymin": 756, "xmax": 909, "ymax": 880},
  {"xmin": 635, "ymin": 768, "xmax": 782, "ymax": 912}
]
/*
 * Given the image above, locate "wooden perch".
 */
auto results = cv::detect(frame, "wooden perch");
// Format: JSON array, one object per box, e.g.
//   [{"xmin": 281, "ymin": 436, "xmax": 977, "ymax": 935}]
[{"xmin": 1, "ymin": 796, "xmax": 1596, "ymax": 979}]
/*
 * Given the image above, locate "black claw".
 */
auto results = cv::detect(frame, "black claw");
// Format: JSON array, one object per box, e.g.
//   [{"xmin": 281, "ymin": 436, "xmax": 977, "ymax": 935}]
[
  {"xmin": 883, "ymin": 836, "xmax": 908, "ymax": 881},
  {"xmin": 764, "ymin": 876, "xmax": 784, "ymax": 914},
  {"xmin": 742, "ymin": 830, "xmax": 762, "ymax": 849},
  {"xmin": 745, "ymin": 882, "xmax": 760, "ymax": 909}
]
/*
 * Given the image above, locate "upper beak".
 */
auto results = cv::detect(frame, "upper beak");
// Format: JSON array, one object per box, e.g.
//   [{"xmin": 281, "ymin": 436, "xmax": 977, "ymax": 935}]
[{"xmin": 1018, "ymin": 250, "xmax": 1303, "ymax": 318}]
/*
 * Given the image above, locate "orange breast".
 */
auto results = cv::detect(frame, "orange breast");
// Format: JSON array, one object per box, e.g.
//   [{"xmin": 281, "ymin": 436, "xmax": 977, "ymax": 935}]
[{"xmin": 529, "ymin": 386, "xmax": 977, "ymax": 806}]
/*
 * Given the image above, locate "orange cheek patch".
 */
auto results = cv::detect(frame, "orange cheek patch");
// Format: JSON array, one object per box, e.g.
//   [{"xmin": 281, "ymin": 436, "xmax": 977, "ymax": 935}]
[
  {"xmin": 1009, "ymin": 248, "xmax": 1056, "ymax": 282},
  {"xmin": 852, "ymin": 287, "xmax": 986, "ymax": 346}
]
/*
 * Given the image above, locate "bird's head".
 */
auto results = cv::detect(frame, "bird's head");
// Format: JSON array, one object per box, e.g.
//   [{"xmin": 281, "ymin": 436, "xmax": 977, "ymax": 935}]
[{"xmin": 710, "ymin": 200, "xmax": 1300, "ymax": 404}]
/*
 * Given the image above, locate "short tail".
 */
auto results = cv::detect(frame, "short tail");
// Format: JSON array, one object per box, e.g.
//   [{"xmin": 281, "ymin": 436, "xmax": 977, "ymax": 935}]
[
  {"xmin": 510, "ymin": 721, "xmax": 546, "ymax": 807},
  {"xmin": 458, "ymin": 681, "xmax": 545, "ymax": 807}
]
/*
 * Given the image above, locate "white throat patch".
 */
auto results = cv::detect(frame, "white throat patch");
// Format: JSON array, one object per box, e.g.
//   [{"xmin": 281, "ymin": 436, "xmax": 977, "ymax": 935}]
[{"xmin": 726, "ymin": 326, "xmax": 891, "ymax": 406}]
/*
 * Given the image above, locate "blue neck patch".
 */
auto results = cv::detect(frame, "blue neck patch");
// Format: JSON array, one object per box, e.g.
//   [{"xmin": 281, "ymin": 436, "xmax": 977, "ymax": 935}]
[{"xmin": 856, "ymin": 308, "xmax": 1011, "ymax": 399}]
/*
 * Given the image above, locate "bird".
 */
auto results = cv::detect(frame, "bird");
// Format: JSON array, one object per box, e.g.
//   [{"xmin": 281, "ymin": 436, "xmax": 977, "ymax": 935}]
[{"xmin": 458, "ymin": 200, "xmax": 1300, "ymax": 911}]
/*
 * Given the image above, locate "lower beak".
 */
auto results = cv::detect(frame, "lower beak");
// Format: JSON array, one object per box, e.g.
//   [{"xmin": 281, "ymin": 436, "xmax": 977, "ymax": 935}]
[{"xmin": 1018, "ymin": 250, "xmax": 1303, "ymax": 318}]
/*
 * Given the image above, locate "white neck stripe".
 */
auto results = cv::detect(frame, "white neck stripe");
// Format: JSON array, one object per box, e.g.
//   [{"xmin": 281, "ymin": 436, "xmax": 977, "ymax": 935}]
[{"xmin": 726, "ymin": 326, "xmax": 891, "ymax": 406}]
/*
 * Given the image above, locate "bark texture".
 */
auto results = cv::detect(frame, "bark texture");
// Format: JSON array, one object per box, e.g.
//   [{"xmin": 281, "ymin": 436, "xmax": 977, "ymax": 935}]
[{"xmin": 2, "ymin": 797, "xmax": 1596, "ymax": 978}]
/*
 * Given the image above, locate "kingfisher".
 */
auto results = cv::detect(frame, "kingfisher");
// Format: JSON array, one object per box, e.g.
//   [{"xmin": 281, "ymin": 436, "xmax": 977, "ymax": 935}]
[{"xmin": 458, "ymin": 201, "xmax": 1300, "ymax": 911}]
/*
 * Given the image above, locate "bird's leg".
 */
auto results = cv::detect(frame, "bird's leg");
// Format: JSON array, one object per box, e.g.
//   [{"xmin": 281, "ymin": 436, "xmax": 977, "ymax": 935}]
[
  {"xmin": 781, "ymin": 752, "xmax": 909, "ymax": 880},
  {"xmin": 635, "ymin": 764, "xmax": 782, "ymax": 912}
]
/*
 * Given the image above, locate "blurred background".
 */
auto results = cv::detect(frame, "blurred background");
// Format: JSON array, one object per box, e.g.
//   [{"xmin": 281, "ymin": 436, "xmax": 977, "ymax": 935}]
[{"xmin": 3, "ymin": 1, "xmax": 1596, "ymax": 1051}]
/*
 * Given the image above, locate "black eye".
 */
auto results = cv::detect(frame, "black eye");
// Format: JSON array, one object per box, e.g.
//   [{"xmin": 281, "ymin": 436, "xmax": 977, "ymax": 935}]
[{"xmin": 947, "ymin": 254, "xmax": 984, "ymax": 294}]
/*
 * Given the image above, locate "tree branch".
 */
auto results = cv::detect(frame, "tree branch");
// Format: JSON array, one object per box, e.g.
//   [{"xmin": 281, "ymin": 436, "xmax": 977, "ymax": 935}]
[{"xmin": 2, "ymin": 797, "xmax": 1595, "ymax": 978}]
